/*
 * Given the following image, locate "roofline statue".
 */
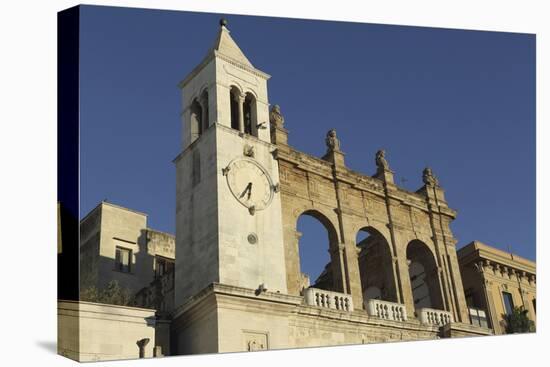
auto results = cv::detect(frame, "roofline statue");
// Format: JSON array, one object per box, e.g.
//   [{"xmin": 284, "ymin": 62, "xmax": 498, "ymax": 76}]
[
  {"xmin": 422, "ymin": 167, "xmax": 440, "ymax": 187},
  {"xmin": 375, "ymin": 149, "xmax": 390, "ymax": 172},
  {"xmin": 269, "ymin": 104, "xmax": 284, "ymax": 128},
  {"xmin": 325, "ymin": 129, "xmax": 341, "ymax": 153}
]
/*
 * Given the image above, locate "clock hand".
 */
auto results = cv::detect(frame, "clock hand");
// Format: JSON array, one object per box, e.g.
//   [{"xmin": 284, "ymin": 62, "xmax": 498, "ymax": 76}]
[
  {"xmin": 239, "ymin": 182, "xmax": 253, "ymax": 199},
  {"xmin": 247, "ymin": 182, "xmax": 253, "ymax": 200}
]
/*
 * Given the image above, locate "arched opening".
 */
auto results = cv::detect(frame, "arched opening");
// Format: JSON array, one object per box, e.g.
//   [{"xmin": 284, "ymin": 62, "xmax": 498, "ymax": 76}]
[
  {"xmin": 296, "ymin": 210, "xmax": 339, "ymax": 294},
  {"xmin": 229, "ymin": 86, "xmax": 241, "ymax": 131},
  {"xmin": 189, "ymin": 99, "xmax": 203, "ymax": 142},
  {"xmin": 356, "ymin": 228, "xmax": 397, "ymax": 303},
  {"xmin": 406, "ymin": 240, "xmax": 444, "ymax": 310},
  {"xmin": 199, "ymin": 90, "xmax": 209, "ymax": 132},
  {"xmin": 244, "ymin": 93, "xmax": 257, "ymax": 137}
]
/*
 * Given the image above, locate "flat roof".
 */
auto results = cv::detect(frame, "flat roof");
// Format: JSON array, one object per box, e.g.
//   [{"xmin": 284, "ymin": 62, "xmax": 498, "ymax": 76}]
[
  {"xmin": 457, "ymin": 240, "xmax": 535, "ymax": 273},
  {"xmin": 80, "ymin": 200, "xmax": 148, "ymax": 224}
]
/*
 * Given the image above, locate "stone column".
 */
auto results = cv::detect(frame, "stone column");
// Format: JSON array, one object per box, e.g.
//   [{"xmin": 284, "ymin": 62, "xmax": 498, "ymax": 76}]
[
  {"xmin": 482, "ymin": 278, "xmax": 501, "ymax": 334},
  {"xmin": 446, "ymin": 245, "xmax": 470, "ymax": 322},
  {"xmin": 329, "ymin": 242, "xmax": 348, "ymax": 294},
  {"xmin": 382, "ymin": 193, "xmax": 407, "ymax": 307},
  {"xmin": 397, "ymin": 245, "xmax": 415, "ymax": 316},
  {"xmin": 238, "ymin": 94, "xmax": 245, "ymax": 133},
  {"xmin": 200, "ymin": 95, "xmax": 208, "ymax": 132},
  {"xmin": 293, "ymin": 231, "xmax": 304, "ymax": 294},
  {"xmin": 341, "ymin": 219, "xmax": 364, "ymax": 309}
]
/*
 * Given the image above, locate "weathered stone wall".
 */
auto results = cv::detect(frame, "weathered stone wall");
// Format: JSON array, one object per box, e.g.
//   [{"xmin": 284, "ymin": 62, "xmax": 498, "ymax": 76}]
[
  {"xmin": 215, "ymin": 124, "xmax": 288, "ymax": 294},
  {"xmin": 171, "ymin": 284, "xmax": 487, "ymax": 355},
  {"xmin": 274, "ymin": 140, "xmax": 469, "ymax": 323},
  {"xmin": 146, "ymin": 229, "xmax": 175, "ymax": 259},
  {"xmin": 175, "ymin": 125, "xmax": 220, "ymax": 306},
  {"xmin": 171, "ymin": 286, "xmax": 220, "ymax": 355},
  {"xmin": 58, "ymin": 300, "xmax": 157, "ymax": 362},
  {"xmin": 79, "ymin": 205, "xmax": 102, "ymax": 289},
  {"xmin": 79, "ymin": 202, "xmax": 176, "ymax": 298},
  {"xmin": 95, "ymin": 203, "xmax": 149, "ymax": 294}
]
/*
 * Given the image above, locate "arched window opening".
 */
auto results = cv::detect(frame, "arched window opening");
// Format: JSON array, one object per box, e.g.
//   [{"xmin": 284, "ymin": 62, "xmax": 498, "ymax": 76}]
[
  {"xmin": 356, "ymin": 228, "xmax": 397, "ymax": 304},
  {"xmin": 296, "ymin": 211, "xmax": 338, "ymax": 294},
  {"xmin": 406, "ymin": 240, "xmax": 444, "ymax": 311},
  {"xmin": 230, "ymin": 87, "xmax": 240, "ymax": 131},
  {"xmin": 200, "ymin": 90, "xmax": 209, "ymax": 132},
  {"xmin": 244, "ymin": 93, "xmax": 257, "ymax": 137},
  {"xmin": 189, "ymin": 99, "xmax": 203, "ymax": 142}
]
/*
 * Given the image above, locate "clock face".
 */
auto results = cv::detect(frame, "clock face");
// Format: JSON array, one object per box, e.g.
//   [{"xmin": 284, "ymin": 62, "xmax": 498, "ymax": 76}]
[{"xmin": 225, "ymin": 158, "xmax": 274, "ymax": 212}]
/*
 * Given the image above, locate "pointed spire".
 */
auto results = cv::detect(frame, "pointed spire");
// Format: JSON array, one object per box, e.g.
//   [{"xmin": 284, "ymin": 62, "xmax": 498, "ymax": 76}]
[{"xmin": 207, "ymin": 18, "xmax": 253, "ymax": 67}]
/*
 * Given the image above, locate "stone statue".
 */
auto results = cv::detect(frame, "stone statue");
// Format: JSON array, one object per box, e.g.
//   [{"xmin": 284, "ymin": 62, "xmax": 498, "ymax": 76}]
[
  {"xmin": 269, "ymin": 105, "xmax": 284, "ymax": 128},
  {"xmin": 375, "ymin": 149, "xmax": 389, "ymax": 171},
  {"xmin": 325, "ymin": 129, "xmax": 340, "ymax": 152},
  {"xmin": 422, "ymin": 167, "xmax": 439, "ymax": 186}
]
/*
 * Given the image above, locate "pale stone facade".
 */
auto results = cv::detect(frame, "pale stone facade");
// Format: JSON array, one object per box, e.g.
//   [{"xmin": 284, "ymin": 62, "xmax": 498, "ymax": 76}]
[
  {"xmin": 58, "ymin": 300, "xmax": 158, "ymax": 361},
  {"xmin": 79, "ymin": 201, "xmax": 175, "ymax": 297},
  {"xmin": 63, "ymin": 20, "xmax": 537, "ymax": 362},
  {"xmin": 174, "ymin": 21, "xmax": 287, "ymax": 309},
  {"xmin": 457, "ymin": 241, "xmax": 536, "ymax": 334}
]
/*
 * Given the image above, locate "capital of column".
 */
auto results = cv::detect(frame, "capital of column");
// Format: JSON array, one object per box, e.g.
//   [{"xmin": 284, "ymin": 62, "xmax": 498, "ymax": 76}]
[{"xmin": 329, "ymin": 242, "xmax": 346, "ymax": 254}]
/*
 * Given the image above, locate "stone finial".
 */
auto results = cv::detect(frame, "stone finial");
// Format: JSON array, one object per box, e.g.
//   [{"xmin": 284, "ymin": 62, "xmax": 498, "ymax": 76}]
[
  {"xmin": 269, "ymin": 104, "xmax": 284, "ymax": 128},
  {"xmin": 219, "ymin": 18, "xmax": 228, "ymax": 28},
  {"xmin": 375, "ymin": 149, "xmax": 390, "ymax": 172},
  {"xmin": 422, "ymin": 167, "xmax": 439, "ymax": 187},
  {"xmin": 325, "ymin": 129, "xmax": 341, "ymax": 152}
]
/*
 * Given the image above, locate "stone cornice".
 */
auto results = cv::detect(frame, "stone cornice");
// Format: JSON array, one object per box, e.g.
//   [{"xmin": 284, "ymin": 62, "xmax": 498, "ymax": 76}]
[
  {"xmin": 458, "ymin": 242, "xmax": 536, "ymax": 276},
  {"xmin": 179, "ymin": 52, "xmax": 270, "ymax": 89},
  {"xmin": 172, "ymin": 282, "xmax": 304, "ymax": 321}
]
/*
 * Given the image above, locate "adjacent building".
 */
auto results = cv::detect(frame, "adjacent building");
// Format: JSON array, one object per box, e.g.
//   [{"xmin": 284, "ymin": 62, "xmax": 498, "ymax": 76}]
[{"xmin": 457, "ymin": 241, "xmax": 536, "ymax": 334}]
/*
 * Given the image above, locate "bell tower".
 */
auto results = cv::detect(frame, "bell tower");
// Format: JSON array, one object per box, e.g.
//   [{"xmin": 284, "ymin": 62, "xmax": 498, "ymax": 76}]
[
  {"xmin": 179, "ymin": 19, "xmax": 272, "ymax": 148},
  {"xmin": 174, "ymin": 20, "xmax": 288, "ymax": 308}
]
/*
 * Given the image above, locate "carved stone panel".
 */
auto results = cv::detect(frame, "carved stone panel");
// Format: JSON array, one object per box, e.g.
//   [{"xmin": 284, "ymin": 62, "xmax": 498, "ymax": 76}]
[
  {"xmin": 279, "ymin": 165, "xmax": 290, "ymax": 183},
  {"xmin": 243, "ymin": 331, "xmax": 268, "ymax": 352},
  {"xmin": 307, "ymin": 174, "xmax": 320, "ymax": 198}
]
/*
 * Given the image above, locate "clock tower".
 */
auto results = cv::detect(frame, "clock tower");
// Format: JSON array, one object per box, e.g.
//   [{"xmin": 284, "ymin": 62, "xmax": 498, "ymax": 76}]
[{"xmin": 174, "ymin": 20, "xmax": 288, "ymax": 307}]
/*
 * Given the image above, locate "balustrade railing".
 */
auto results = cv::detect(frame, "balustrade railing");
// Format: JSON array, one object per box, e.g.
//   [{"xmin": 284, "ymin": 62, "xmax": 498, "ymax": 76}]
[
  {"xmin": 304, "ymin": 288, "xmax": 354, "ymax": 312},
  {"xmin": 365, "ymin": 299, "xmax": 407, "ymax": 321},
  {"xmin": 418, "ymin": 308, "xmax": 453, "ymax": 326}
]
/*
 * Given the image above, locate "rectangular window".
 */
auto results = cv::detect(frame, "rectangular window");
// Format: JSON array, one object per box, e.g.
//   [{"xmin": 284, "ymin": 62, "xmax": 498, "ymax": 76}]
[
  {"xmin": 533, "ymin": 299, "xmax": 536, "ymax": 314},
  {"xmin": 502, "ymin": 291, "xmax": 514, "ymax": 315},
  {"xmin": 115, "ymin": 246, "xmax": 132, "ymax": 273},
  {"xmin": 155, "ymin": 256, "xmax": 174, "ymax": 278},
  {"xmin": 469, "ymin": 308, "xmax": 488, "ymax": 328}
]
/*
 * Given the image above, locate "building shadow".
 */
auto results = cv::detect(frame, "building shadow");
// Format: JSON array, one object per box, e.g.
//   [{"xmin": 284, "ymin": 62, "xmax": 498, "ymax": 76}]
[{"xmin": 36, "ymin": 340, "xmax": 57, "ymax": 354}]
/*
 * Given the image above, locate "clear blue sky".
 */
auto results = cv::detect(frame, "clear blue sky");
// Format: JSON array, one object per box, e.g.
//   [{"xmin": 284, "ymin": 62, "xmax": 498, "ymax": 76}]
[{"xmin": 80, "ymin": 5, "xmax": 536, "ymax": 277}]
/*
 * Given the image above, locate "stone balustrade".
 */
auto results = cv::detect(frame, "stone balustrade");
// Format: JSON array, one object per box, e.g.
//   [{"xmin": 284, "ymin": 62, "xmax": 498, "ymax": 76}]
[
  {"xmin": 304, "ymin": 288, "xmax": 354, "ymax": 312},
  {"xmin": 418, "ymin": 308, "xmax": 453, "ymax": 326},
  {"xmin": 365, "ymin": 299, "xmax": 407, "ymax": 321}
]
